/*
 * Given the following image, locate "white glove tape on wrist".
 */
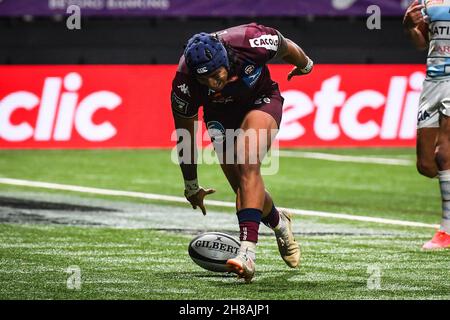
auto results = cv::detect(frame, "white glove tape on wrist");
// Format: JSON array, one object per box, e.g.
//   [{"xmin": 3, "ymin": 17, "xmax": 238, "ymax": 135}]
[
  {"xmin": 184, "ymin": 179, "xmax": 200, "ymax": 197},
  {"xmin": 300, "ymin": 57, "xmax": 313, "ymax": 74}
]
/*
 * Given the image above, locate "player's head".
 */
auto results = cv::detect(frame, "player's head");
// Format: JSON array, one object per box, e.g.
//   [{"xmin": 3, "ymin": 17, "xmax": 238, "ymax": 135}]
[{"xmin": 184, "ymin": 32, "xmax": 230, "ymax": 91}]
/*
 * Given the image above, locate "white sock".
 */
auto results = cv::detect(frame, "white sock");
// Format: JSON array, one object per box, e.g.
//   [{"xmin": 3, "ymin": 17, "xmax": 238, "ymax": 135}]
[
  {"xmin": 438, "ymin": 170, "xmax": 450, "ymax": 233},
  {"xmin": 239, "ymin": 241, "xmax": 256, "ymax": 261}
]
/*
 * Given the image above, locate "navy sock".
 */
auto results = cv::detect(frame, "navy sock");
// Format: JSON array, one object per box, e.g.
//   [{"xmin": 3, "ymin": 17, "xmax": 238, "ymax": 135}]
[{"xmin": 261, "ymin": 203, "xmax": 280, "ymax": 229}]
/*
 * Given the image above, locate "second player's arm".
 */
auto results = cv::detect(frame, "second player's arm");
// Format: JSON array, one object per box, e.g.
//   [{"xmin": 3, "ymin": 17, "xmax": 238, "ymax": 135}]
[
  {"xmin": 404, "ymin": 22, "xmax": 429, "ymax": 51},
  {"xmin": 403, "ymin": 0, "xmax": 429, "ymax": 51}
]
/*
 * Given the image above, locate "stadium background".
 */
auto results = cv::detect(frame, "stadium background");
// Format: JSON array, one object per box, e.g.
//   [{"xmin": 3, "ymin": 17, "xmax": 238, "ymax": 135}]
[
  {"xmin": 0, "ymin": 0, "xmax": 426, "ymax": 148},
  {"xmin": 0, "ymin": 0, "xmax": 449, "ymax": 301}
]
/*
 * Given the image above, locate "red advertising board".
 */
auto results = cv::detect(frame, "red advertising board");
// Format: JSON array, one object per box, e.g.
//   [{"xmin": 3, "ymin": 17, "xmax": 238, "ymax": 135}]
[{"xmin": 0, "ymin": 64, "xmax": 425, "ymax": 149}]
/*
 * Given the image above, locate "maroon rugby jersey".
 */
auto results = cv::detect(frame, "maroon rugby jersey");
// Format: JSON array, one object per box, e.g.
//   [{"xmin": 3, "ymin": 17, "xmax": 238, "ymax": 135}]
[{"xmin": 171, "ymin": 23, "xmax": 285, "ymax": 118}]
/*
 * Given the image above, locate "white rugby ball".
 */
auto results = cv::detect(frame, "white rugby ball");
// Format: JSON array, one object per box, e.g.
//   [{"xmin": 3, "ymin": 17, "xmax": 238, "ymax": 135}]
[{"xmin": 188, "ymin": 232, "xmax": 240, "ymax": 272}]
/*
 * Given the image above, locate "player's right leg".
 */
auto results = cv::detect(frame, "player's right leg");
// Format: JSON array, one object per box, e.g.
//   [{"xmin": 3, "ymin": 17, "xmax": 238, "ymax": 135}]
[
  {"xmin": 220, "ymin": 162, "xmax": 300, "ymax": 268},
  {"xmin": 423, "ymin": 114, "xmax": 450, "ymax": 249}
]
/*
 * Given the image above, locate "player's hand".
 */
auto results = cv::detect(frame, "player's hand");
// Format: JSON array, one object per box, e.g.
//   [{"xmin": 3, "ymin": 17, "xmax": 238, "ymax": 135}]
[
  {"xmin": 287, "ymin": 65, "xmax": 312, "ymax": 81},
  {"xmin": 287, "ymin": 66, "xmax": 304, "ymax": 81},
  {"xmin": 288, "ymin": 57, "xmax": 313, "ymax": 81},
  {"xmin": 184, "ymin": 187, "xmax": 216, "ymax": 216},
  {"xmin": 403, "ymin": 0, "xmax": 426, "ymax": 30}
]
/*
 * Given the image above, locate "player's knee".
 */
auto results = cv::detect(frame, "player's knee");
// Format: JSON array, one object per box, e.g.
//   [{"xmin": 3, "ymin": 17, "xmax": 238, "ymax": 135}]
[{"xmin": 416, "ymin": 159, "xmax": 438, "ymax": 178}]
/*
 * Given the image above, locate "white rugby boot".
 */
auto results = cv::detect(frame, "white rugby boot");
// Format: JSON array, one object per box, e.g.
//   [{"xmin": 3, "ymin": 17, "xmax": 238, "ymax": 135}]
[
  {"xmin": 275, "ymin": 210, "xmax": 301, "ymax": 268},
  {"xmin": 226, "ymin": 250, "xmax": 255, "ymax": 283}
]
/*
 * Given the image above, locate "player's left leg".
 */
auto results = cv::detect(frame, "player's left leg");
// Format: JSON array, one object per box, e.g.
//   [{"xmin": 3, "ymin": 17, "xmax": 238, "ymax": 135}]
[
  {"xmin": 243, "ymin": 90, "xmax": 301, "ymax": 268},
  {"xmin": 423, "ymin": 114, "xmax": 450, "ymax": 249}
]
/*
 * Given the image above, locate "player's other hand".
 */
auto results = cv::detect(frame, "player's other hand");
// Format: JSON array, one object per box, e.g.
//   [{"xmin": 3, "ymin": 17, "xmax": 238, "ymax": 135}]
[
  {"xmin": 403, "ymin": 0, "xmax": 426, "ymax": 29},
  {"xmin": 184, "ymin": 187, "xmax": 216, "ymax": 216}
]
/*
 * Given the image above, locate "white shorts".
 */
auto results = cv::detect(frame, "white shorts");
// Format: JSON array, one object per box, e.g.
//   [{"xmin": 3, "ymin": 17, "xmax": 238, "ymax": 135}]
[{"xmin": 417, "ymin": 79, "xmax": 450, "ymax": 129}]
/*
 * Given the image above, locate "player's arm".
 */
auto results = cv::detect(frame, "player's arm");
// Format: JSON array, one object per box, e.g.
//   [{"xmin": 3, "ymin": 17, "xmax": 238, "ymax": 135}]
[
  {"xmin": 172, "ymin": 112, "xmax": 198, "ymax": 183},
  {"xmin": 275, "ymin": 35, "xmax": 314, "ymax": 80},
  {"xmin": 171, "ymin": 92, "xmax": 215, "ymax": 215},
  {"xmin": 403, "ymin": 0, "xmax": 429, "ymax": 51}
]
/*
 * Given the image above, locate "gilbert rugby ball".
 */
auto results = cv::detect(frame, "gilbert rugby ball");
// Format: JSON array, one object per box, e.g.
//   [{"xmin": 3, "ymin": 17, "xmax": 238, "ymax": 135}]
[{"xmin": 188, "ymin": 232, "xmax": 240, "ymax": 272}]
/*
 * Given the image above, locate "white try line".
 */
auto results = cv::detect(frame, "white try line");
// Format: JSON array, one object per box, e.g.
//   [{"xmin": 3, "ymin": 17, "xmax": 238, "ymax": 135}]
[
  {"xmin": 278, "ymin": 150, "xmax": 414, "ymax": 166},
  {"xmin": 0, "ymin": 177, "xmax": 438, "ymax": 229}
]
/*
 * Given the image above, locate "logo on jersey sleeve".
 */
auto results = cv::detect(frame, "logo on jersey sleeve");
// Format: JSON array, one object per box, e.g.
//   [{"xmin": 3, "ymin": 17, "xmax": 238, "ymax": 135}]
[
  {"xmin": 171, "ymin": 92, "xmax": 189, "ymax": 114},
  {"xmin": 249, "ymin": 34, "xmax": 279, "ymax": 51},
  {"xmin": 177, "ymin": 83, "xmax": 191, "ymax": 97}
]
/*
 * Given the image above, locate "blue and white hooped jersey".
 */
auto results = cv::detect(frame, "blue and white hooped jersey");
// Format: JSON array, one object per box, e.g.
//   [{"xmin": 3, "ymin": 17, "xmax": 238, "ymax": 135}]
[{"xmin": 422, "ymin": 0, "xmax": 450, "ymax": 79}]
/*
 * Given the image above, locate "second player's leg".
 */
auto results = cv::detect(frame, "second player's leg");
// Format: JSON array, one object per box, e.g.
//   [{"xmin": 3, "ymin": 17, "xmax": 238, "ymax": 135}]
[
  {"xmin": 436, "ymin": 115, "xmax": 450, "ymax": 170},
  {"xmin": 422, "ymin": 115, "xmax": 450, "ymax": 249}
]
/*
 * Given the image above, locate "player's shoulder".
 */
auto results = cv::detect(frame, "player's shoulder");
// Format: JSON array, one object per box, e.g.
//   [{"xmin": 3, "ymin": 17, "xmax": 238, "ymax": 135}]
[
  {"xmin": 243, "ymin": 22, "xmax": 279, "ymax": 35},
  {"xmin": 219, "ymin": 23, "xmax": 281, "ymax": 61},
  {"xmin": 219, "ymin": 22, "xmax": 279, "ymax": 42},
  {"xmin": 229, "ymin": 22, "xmax": 278, "ymax": 32}
]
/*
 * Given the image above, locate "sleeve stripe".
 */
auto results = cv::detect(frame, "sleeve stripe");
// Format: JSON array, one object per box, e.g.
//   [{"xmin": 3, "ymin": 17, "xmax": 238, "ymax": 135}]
[{"xmin": 273, "ymin": 30, "xmax": 287, "ymax": 59}]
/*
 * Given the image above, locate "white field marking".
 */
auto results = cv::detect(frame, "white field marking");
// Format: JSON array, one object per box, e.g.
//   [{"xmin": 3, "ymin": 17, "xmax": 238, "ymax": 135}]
[
  {"xmin": 0, "ymin": 177, "xmax": 438, "ymax": 229},
  {"xmin": 278, "ymin": 150, "xmax": 414, "ymax": 166}
]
